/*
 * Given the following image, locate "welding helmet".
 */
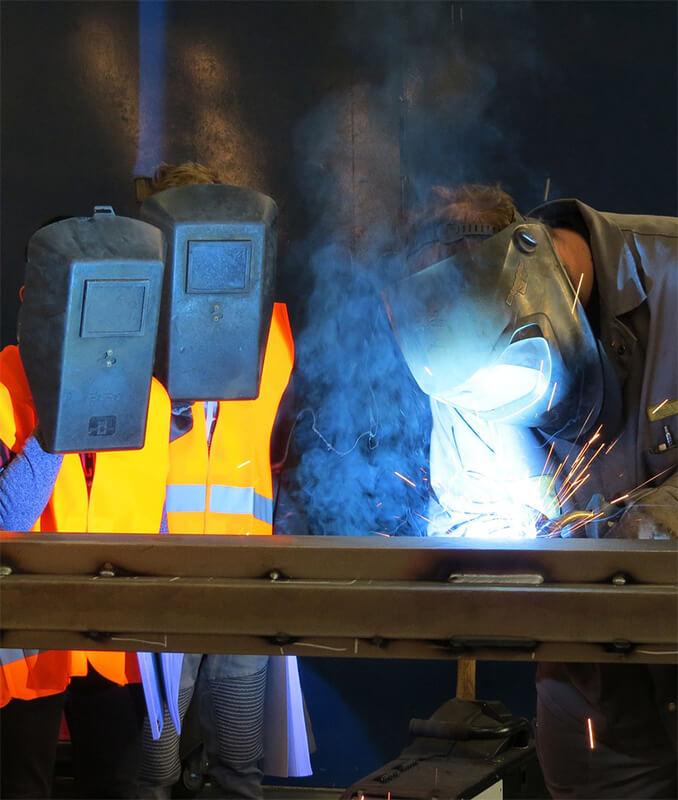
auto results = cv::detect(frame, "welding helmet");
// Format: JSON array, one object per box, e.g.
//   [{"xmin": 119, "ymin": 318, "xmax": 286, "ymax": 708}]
[
  {"xmin": 140, "ymin": 183, "xmax": 276, "ymax": 402},
  {"xmin": 18, "ymin": 207, "xmax": 165, "ymax": 453},
  {"xmin": 383, "ymin": 216, "xmax": 619, "ymax": 440}
]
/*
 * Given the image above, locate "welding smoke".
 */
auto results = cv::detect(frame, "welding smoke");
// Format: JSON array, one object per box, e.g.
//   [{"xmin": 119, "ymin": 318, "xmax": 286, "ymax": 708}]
[
  {"xmin": 284, "ymin": 2, "xmax": 539, "ymax": 535},
  {"xmin": 291, "ymin": 237, "xmax": 431, "ymax": 536}
]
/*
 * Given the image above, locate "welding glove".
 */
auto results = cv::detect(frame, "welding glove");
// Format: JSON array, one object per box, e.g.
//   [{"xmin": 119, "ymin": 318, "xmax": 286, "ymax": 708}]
[
  {"xmin": 536, "ymin": 494, "xmax": 620, "ymax": 538},
  {"xmin": 582, "ymin": 492, "xmax": 619, "ymax": 538},
  {"xmin": 605, "ymin": 482, "xmax": 678, "ymax": 540}
]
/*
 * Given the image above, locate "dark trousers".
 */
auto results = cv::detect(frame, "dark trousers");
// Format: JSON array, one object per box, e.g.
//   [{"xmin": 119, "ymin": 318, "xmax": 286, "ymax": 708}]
[
  {"xmin": 536, "ymin": 663, "xmax": 677, "ymax": 799},
  {"xmin": 1, "ymin": 668, "xmax": 146, "ymax": 799},
  {"xmin": 1, "ymin": 692, "xmax": 65, "ymax": 799}
]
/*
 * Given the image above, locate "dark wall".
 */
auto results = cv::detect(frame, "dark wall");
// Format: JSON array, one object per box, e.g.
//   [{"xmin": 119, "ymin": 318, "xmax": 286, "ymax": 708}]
[
  {"xmin": 3, "ymin": 1, "xmax": 676, "ymax": 344},
  {"xmin": 2, "ymin": 0, "xmax": 676, "ymax": 788}
]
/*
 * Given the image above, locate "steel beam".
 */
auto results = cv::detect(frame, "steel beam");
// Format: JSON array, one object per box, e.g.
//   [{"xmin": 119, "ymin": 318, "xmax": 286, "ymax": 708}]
[{"xmin": 1, "ymin": 534, "xmax": 676, "ymax": 664}]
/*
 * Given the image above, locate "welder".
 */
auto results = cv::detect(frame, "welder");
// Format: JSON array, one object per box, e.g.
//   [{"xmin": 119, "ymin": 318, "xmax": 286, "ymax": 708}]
[
  {"xmin": 136, "ymin": 163, "xmax": 310, "ymax": 800},
  {"xmin": 383, "ymin": 183, "xmax": 677, "ymax": 798},
  {"xmin": 0, "ymin": 209, "xmax": 171, "ymax": 798}
]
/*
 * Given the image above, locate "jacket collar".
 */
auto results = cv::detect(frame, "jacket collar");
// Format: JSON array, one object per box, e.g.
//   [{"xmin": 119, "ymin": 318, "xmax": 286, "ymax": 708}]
[{"xmin": 529, "ymin": 198, "xmax": 647, "ymax": 319}]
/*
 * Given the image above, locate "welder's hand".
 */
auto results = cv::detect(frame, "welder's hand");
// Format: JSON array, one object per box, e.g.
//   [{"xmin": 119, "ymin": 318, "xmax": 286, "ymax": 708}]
[{"xmin": 605, "ymin": 500, "xmax": 676, "ymax": 540}]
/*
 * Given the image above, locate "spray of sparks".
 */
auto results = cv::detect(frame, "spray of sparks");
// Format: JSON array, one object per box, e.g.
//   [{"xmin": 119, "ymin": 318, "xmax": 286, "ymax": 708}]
[
  {"xmin": 296, "ymin": 386, "xmax": 672, "ymax": 540},
  {"xmin": 431, "ymin": 409, "xmax": 621, "ymax": 541},
  {"xmin": 396, "ymin": 407, "xmax": 671, "ymax": 540},
  {"xmin": 555, "ymin": 425, "xmax": 604, "ymax": 508},
  {"xmin": 538, "ymin": 417, "xmax": 674, "ymax": 537}
]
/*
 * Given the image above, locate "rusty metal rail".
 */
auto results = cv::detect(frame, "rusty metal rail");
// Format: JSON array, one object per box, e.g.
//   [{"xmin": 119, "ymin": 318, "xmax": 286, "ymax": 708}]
[{"xmin": 1, "ymin": 533, "xmax": 676, "ymax": 664}]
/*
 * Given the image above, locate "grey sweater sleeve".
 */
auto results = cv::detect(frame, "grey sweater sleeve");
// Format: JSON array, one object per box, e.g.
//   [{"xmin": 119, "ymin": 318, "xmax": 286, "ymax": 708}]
[{"xmin": 0, "ymin": 434, "xmax": 63, "ymax": 531}]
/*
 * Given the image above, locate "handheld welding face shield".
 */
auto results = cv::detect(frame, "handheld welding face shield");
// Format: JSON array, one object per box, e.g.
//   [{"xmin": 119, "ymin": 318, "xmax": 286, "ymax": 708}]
[
  {"xmin": 18, "ymin": 207, "xmax": 165, "ymax": 453},
  {"xmin": 383, "ymin": 218, "xmax": 611, "ymax": 440},
  {"xmin": 141, "ymin": 184, "xmax": 277, "ymax": 402}
]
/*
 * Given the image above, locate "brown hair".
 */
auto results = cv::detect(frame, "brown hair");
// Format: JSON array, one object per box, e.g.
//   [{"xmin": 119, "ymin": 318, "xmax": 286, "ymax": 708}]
[
  {"xmin": 406, "ymin": 183, "xmax": 519, "ymax": 271},
  {"xmin": 410, "ymin": 183, "xmax": 517, "ymax": 232},
  {"xmin": 150, "ymin": 161, "xmax": 221, "ymax": 192}
]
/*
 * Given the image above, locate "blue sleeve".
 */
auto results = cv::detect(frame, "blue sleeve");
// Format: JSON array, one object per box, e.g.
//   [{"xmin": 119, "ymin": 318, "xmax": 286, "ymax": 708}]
[
  {"xmin": 0, "ymin": 434, "xmax": 63, "ymax": 531},
  {"xmin": 159, "ymin": 498, "xmax": 169, "ymax": 533}
]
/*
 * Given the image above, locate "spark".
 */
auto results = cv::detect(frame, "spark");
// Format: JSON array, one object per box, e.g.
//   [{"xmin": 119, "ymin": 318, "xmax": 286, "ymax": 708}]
[
  {"xmin": 583, "ymin": 423, "xmax": 603, "ymax": 449},
  {"xmin": 564, "ymin": 406, "xmax": 597, "ymax": 457},
  {"xmin": 571, "ymin": 474, "xmax": 592, "ymax": 493},
  {"xmin": 236, "ymin": 460, "xmax": 251, "ymax": 469},
  {"xmin": 415, "ymin": 512, "xmax": 431, "ymax": 523},
  {"xmin": 566, "ymin": 510, "xmax": 602, "ymax": 536},
  {"xmin": 559, "ymin": 426, "xmax": 604, "ymax": 494},
  {"xmin": 424, "ymin": 365, "xmax": 433, "ymax": 376},
  {"xmin": 651, "ymin": 398, "xmax": 669, "ymax": 415},
  {"xmin": 539, "ymin": 359, "xmax": 545, "ymax": 374},
  {"xmin": 562, "ymin": 441, "xmax": 606, "ymax": 496},
  {"xmin": 587, "ymin": 717, "xmax": 596, "ymax": 750},
  {"xmin": 558, "ymin": 473, "xmax": 591, "ymax": 508},
  {"xmin": 571, "ymin": 273, "xmax": 584, "ymax": 314},
  {"xmin": 372, "ymin": 531, "xmax": 391, "ymax": 537},
  {"xmin": 556, "ymin": 454, "xmax": 595, "ymax": 494},
  {"xmin": 568, "ymin": 448, "xmax": 588, "ymax": 477},
  {"xmin": 610, "ymin": 493, "xmax": 629, "ymax": 504},
  {"xmin": 605, "ymin": 437, "xmax": 620, "ymax": 455},
  {"xmin": 376, "ymin": 501, "xmax": 382, "ymax": 507},
  {"xmin": 544, "ymin": 455, "xmax": 569, "ymax": 499},
  {"xmin": 543, "ymin": 176, "xmax": 551, "ymax": 201},
  {"xmin": 539, "ymin": 441, "xmax": 556, "ymax": 480},
  {"xmin": 547, "ymin": 382, "xmax": 558, "ymax": 412},
  {"xmin": 622, "ymin": 467, "xmax": 674, "ymax": 498},
  {"xmin": 394, "ymin": 471, "xmax": 416, "ymax": 488}
]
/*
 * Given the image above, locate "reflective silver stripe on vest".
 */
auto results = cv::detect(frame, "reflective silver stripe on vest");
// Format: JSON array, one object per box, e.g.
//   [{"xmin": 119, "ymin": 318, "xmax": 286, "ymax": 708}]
[
  {"xmin": 166, "ymin": 484, "xmax": 207, "ymax": 514},
  {"xmin": 209, "ymin": 485, "xmax": 273, "ymax": 525},
  {"xmin": 1, "ymin": 648, "xmax": 39, "ymax": 666}
]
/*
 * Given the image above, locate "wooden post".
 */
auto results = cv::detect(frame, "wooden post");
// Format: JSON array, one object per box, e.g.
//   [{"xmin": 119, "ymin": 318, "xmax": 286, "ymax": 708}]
[{"xmin": 456, "ymin": 657, "xmax": 476, "ymax": 700}]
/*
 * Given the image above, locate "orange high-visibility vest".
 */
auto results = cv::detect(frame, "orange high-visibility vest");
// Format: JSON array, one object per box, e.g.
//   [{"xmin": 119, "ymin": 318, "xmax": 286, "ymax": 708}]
[
  {"xmin": 0, "ymin": 345, "xmax": 170, "ymax": 704},
  {"xmin": 166, "ymin": 303, "xmax": 294, "ymax": 535},
  {"xmin": 0, "ymin": 649, "xmax": 74, "ymax": 708}
]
